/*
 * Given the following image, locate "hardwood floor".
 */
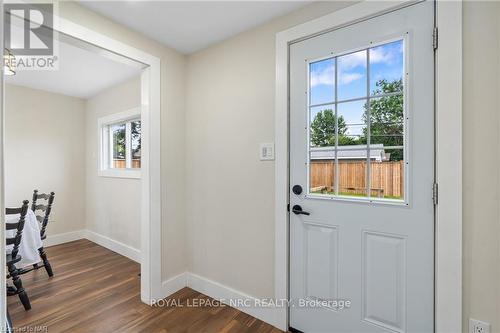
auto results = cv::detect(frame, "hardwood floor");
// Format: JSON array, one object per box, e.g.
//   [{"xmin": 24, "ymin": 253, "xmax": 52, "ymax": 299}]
[{"xmin": 8, "ymin": 239, "xmax": 284, "ymax": 333}]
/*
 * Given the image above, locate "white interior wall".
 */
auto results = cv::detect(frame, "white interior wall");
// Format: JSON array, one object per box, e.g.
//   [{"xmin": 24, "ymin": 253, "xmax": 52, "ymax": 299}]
[
  {"xmin": 4, "ymin": 84, "xmax": 86, "ymax": 236},
  {"xmin": 85, "ymin": 76, "xmax": 142, "ymax": 252},
  {"xmin": 462, "ymin": 1, "xmax": 500, "ymax": 331},
  {"xmin": 5, "ymin": 77, "xmax": 143, "ymax": 259},
  {"xmin": 185, "ymin": 1, "xmax": 356, "ymax": 299}
]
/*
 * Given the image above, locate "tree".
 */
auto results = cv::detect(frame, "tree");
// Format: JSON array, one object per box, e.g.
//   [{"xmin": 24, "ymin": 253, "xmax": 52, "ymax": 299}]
[
  {"xmin": 310, "ymin": 79, "xmax": 404, "ymax": 159},
  {"xmin": 113, "ymin": 125, "xmax": 126, "ymax": 159},
  {"xmin": 363, "ymin": 79, "xmax": 404, "ymax": 161},
  {"xmin": 112, "ymin": 121, "xmax": 141, "ymax": 160},
  {"xmin": 310, "ymin": 109, "xmax": 354, "ymax": 147},
  {"xmin": 131, "ymin": 120, "xmax": 141, "ymax": 158}
]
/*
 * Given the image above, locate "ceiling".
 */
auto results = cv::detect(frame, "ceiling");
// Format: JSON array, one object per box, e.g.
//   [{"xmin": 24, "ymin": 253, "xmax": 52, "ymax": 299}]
[
  {"xmin": 6, "ymin": 1, "xmax": 310, "ymax": 98},
  {"xmin": 79, "ymin": 1, "xmax": 310, "ymax": 54},
  {"xmin": 6, "ymin": 35, "xmax": 143, "ymax": 99}
]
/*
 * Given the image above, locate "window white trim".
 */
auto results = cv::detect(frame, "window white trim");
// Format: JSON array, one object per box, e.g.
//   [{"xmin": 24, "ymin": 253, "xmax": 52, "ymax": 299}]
[
  {"xmin": 275, "ymin": 1, "xmax": 462, "ymax": 331},
  {"xmin": 125, "ymin": 122, "xmax": 132, "ymax": 169},
  {"xmin": 99, "ymin": 169, "xmax": 141, "ymax": 179},
  {"xmin": 98, "ymin": 108, "xmax": 141, "ymax": 179}
]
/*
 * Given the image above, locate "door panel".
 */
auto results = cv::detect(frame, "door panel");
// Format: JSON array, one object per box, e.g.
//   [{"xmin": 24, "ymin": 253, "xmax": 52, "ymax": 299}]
[
  {"xmin": 362, "ymin": 231, "xmax": 406, "ymax": 332},
  {"xmin": 289, "ymin": 2, "xmax": 434, "ymax": 332},
  {"xmin": 303, "ymin": 221, "xmax": 339, "ymax": 305}
]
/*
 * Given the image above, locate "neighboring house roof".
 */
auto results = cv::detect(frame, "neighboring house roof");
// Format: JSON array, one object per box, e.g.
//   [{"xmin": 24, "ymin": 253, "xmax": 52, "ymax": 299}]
[{"xmin": 310, "ymin": 144, "xmax": 388, "ymax": 162}]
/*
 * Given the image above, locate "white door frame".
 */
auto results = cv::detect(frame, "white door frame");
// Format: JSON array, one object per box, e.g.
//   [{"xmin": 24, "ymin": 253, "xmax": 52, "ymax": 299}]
[
  {"xmin": 1, "ymin": 1, "xmax": 7, "ymax": 328},
  {"xmin": 0, "ymin": 9, "xmax": 163, "ymax": 321},
  {"xmin": 274, "ymin": 1, "xmax": 462, "ymax": 331}
]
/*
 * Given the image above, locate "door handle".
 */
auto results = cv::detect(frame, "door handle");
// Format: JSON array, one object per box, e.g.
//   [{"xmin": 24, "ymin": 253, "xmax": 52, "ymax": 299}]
[{"xmin": 292, "ymin": 205, "xmax": 310, "ymax": 216}]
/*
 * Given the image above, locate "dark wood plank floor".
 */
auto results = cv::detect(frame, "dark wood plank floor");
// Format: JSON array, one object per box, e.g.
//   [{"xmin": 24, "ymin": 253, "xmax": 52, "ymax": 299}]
[{"xmin": 8, "ymin": 239, "xmax": 284, "ymax": 333}]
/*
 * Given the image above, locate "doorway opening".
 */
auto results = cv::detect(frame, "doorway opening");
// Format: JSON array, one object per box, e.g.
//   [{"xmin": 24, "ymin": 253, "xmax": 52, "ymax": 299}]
[{"xmin": 2, "ymin": 9, "xmax": 162, "ymax": 328}]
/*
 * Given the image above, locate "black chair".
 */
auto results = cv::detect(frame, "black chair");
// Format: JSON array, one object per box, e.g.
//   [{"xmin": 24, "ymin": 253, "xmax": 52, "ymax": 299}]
[
  {"xmin": 6, "ymin": 308, "xmax": 14, "ymax": 333},
  {"xmin": 30, "ymin": 190, "xmax": 55, "ymax": 277},
  {"xmin": 5, "ymin": 200, "xmax": 31, "ymax": 310}
]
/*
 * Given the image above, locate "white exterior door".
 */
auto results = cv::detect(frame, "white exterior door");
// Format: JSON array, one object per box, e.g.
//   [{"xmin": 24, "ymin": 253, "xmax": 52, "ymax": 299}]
[{"xmin": 289, "ymin": 2, "xmax": 434, "ymax": 332}]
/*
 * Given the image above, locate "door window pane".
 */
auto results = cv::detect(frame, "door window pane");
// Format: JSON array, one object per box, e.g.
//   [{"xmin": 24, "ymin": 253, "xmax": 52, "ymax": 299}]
[
  {"xmin": 337, "ymin": 50, "xmax": 367, "ymax": 101},
  {"xmin": 307, "ymin": 39, "xmax": 406, "ymax": 202},
  {"xmin": 338, "ymin": 158, "xmax": 368, "ymax": 197},
  {"xmin": 370, "ymin": 148, "xmax": 404, "ymax": 200},
  {"xmin": 309, "ymin": 151, "xmax": 336, "ymax": 196},
  {"xmin": 111, "ymin": 124, "xmax": 126, "ymax": 169},
  {"xmin": 310, "ymin": 58, "xmax": 335, "ymax": 106},
  {"xmin": 369, "ymin": 40, "xmax": 404, "ymax": 96},
  {"xmin": 310, "ymin": 105, "xmax": 335, "ymax": 147},
  {"xmin": 369, "ymin": 95, "xmax": 404, "ymax": 146},
  {"xmin": 337, "ymin": 100, "xmax": 367, "ymax": 148}
]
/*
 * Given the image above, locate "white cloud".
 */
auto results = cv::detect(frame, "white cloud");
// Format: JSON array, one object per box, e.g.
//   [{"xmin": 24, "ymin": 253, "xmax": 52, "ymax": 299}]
[
  {"xmin": 338, "ymin": 50, "xmax": 366, "ymax": 70},
  {"xmin": 338, "ymin": 72, "xmax": 362, "ymax": 85},
  {"xmin": 310, "ymin": 65, "xmax": 334, "ymax": 87},
  {"xmin": 310, "ymin": 43, "xmax": 402, "ymax": 87},
  {"xmin": 370, "ymin": 46, "xmax": 397, "ymax": 64},
  {"xmin": 311, "ymin": 65, "xmax": 364, "ymax": 87},
  {"xmin": 311, "ymin": 50, "xmax": 367, "ymax": 87}
]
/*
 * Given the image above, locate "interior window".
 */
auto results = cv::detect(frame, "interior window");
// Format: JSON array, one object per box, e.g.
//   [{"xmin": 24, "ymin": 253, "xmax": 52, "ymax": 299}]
[
  {"xmin": 111, "ymin": 123, "xmax": 126, "ymax": 168},
  {"xmin": 99, "ymin": 114, "xmax": 142, "ymax": 177},
  {"xmin": 108, "ymin": 119, "xmax": 141, "ymax": 169},
  {"xmin": 130, "ymin": 120, "xmax": 142, "ymax": 169}
]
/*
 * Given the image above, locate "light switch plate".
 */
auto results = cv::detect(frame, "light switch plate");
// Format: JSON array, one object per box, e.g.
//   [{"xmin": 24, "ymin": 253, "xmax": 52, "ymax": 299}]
[
  {"xmin": 469, "ymin": 319, "xmax": 490, "ymax": 333},
  {"xmin": 260, "ymin": 143, "xmax": 275, "ymax": 161}
]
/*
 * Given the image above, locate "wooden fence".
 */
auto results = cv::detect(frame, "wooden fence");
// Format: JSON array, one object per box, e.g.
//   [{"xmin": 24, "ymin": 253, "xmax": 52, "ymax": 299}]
[
  {"xmin": 310, "ymin": 160, "xmax": 404, "ymax": 198},
  {"xmin": 113, "ymin": 159, "xmax": 141, "ymax": 169}
]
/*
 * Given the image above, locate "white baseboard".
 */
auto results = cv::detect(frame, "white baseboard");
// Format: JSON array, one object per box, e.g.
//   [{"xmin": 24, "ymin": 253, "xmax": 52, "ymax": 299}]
[
  {"xmin": 44, "ymin": 234, "xmax": 280, "ymax": 328},
  {"xmin": 186, "ymin": 273, "xmax": 279, "ymax": 328},
  {"xmin": 159, "ymin": 272, "xmax": 188, "ymax": 300},
  {"xmin": 44, "ymin": 230, "xmax": 86, "ymax": 247},
  {"xmin": 157, "ymin": 272, "xmax": 279, "ymax": 328},
  {"xmin": 85, "ymin": 230, "xmax": 141, "ymax": 263},
  {"xmin": 44, "ymin": 229, "xmax": 141, "ymax": 263}
]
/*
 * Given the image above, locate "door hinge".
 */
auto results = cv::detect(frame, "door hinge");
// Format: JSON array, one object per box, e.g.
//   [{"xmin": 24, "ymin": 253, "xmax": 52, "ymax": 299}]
[
  {"xmin": 433, "ymin": 26, "xmax": 438, "ymax": 50},
  {"xmin": 432, "ymin": 182, "xmax": 438, "ymax": 205},
  {"xmin": 287, "ymin": 203, "xmax": 290, "ymax": 212}
]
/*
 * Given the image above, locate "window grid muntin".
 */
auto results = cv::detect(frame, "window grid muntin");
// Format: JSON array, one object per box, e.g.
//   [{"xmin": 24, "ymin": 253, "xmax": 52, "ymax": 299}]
[
  {"xmin": 307, "ymin": 37, "xmax": 406, "ymax": 202},
  {"xmin": 365, "ymin": 47, "xmax": 371, "ymax": 198}
]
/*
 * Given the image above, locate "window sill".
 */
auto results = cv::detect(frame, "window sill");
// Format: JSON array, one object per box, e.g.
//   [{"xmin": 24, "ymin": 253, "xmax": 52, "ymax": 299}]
[{"xmin": 98, "ymin": 169, "xmax": 141, "ymax": 179}]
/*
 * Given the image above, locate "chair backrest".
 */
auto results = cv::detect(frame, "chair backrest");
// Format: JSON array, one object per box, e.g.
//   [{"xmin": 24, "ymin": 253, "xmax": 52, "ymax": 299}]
[
  {"xmin": 31, "ymin": 190, "xmax": 55, "ymax": 240},
  {"xmin": 5, "ymin": 200, "xmax": 30, "ymax": 260}
]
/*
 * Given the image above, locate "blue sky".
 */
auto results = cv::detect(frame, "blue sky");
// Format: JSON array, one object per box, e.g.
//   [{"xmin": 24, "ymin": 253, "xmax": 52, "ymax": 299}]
[{"xmin": 310, "ymin": 40, "xmax": 403, "ymax": 136}]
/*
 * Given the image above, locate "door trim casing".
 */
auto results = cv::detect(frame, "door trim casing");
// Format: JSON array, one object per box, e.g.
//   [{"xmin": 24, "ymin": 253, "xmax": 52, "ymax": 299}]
[
  {"xmin": 274, "ymin": 1, "xmax": 462, "ymax": 331},
  {"xmin": 51, "ymin": 14, "xmax": 163, "ymax": 305}
]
